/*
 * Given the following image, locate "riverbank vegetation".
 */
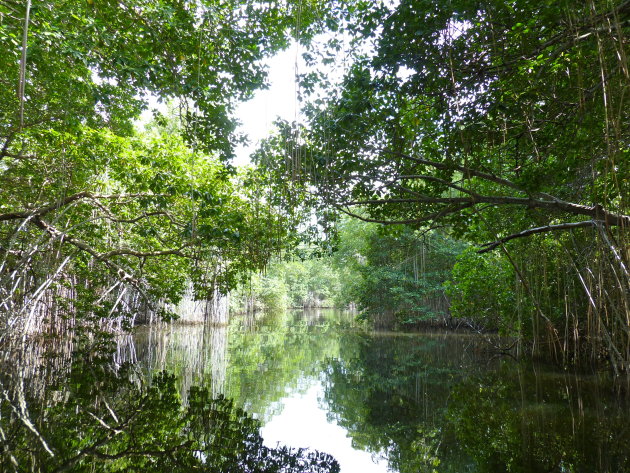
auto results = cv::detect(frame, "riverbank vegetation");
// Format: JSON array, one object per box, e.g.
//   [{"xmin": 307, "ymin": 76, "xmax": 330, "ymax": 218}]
[
  {"xmin": 3, "ymin": 1, "xmax": 629, "ymax": 471},
  {"xmin": 0, "ymin": 0, "xmax": 627, "ymax": 387},
  {"xmin": 231, "ymin": 219, "xmax": 465, "ymax": 330},
  {"xmin": 255, "ymin": 0, "xmax": 629, "ymax": 372},
  {"xmin": 0, "ymin": 0, "xmax": 330, "ymax": 337}
]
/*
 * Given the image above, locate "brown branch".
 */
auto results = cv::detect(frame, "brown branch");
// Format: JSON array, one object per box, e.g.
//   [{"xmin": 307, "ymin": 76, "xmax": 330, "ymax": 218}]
[
  {"xmin": 0, "ymin": 151, "xmax": 37, "ymax": 160},
  {"xmin": 478, "ymin": 220, "xmax": 603, "ymax": 253},
  {"xmin": 30, "ymin": 216, "xmax": 158, "ymax": 308},
  {"xmin": 342, "ymin": 193, "xmax": 629, "ymax": 227},
  {"xmin": 337, "ymin": 202, "xmax": 475, "ymax": 226},
  {"xmin": 86, "ymin": 199, "xmax": 184, "ymax": 226},
  {"xmin": 99, "ymin": 247, "xmax": 188, "ymax": 259},
  {"xmin": 383, "ymin": 148, "xmax": 529, "ymax": 194},
  {"xmin": 337, "ymin": 207, "xmax": 430, "ymax": 225},
  {"xmin": 395, "ymin": 174, "xmax": 480, "ymax": 196}
]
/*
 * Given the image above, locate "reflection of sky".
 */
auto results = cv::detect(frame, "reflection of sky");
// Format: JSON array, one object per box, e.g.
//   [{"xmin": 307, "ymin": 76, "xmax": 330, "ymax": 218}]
[{"xmin": 261, "ymin": 379, "xmax": 390, "ymax": 473}]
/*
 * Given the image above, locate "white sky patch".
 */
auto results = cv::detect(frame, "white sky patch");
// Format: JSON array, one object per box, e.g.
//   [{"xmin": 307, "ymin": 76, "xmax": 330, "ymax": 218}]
[
  {"xmin": 233, "ymin": 26, "xmax": 358, "ymax": 167},
  {"xmin": 137, "ymin": 93, "xmax": 168, "ymax": 126},
  {"xmin": 396, "ymin": 64, "xmax": 414, "ymax": 82},
  {"xmin": 133, "ymin": 45, "xmax": 301, "ymax": 165},
  {"xmin": 233, "ymin": 44, "xmax": 302, "ymax": 167}
]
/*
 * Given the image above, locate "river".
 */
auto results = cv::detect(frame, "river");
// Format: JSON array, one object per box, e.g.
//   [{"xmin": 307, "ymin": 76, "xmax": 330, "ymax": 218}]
[
  {"xmin": 127, "ymin": 308, "xmax": 629, "ymax": 472},
  {"xmin": 1, "ymin": 308, "xmax": 629, "ymax": 472}
]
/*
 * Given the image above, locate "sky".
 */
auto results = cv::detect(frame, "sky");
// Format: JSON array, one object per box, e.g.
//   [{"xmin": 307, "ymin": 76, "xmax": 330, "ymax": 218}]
[
  {"xmin": 232, "ymin": 43, "xmax": 302, "ymax": 167},
  {"xmin": 138, "ymin": 35, "xmax": 346, "ymax": 167},
  {"xmin": 136, "ymin": 42, "xmax": 302, "ymax": 167}
]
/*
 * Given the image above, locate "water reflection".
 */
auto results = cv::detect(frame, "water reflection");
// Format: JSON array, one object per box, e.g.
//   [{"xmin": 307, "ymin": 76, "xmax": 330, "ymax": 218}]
[
  {"xmin": 125, "ymin": 311, "xmax": 630, "ymax": 473},
  {"xmin": 321, "ymin": 332, "xmax": 484, "ymax": 472},
  {"xmin": 321, "ymin": 331, "xmax": 630, "ymax": 473},
  {"xmin": 448, "ymin": 365, "xmax": 630, "ymax": 472},
  {"xmin": 123, "ymin": 323, "xmax": 229, "ymax": 400},
  {"xmin": 126, "ymin": 309, "xmax": 350, "ymax": 421},
  {"xmin": 0, "ymin": 331, "xmax": 339, "ymax": 472},
  {"xmin": 4, "ymin": 311, "xmax": 628, "ymax": 472},
  {"xmin": 261, "ymin": 382, "xmax": 390, "ymax": 473}
]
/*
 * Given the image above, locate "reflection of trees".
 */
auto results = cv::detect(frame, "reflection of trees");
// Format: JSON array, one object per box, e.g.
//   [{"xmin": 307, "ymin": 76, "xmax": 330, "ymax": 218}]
[
  {"xmin": 224, "ymin": 311, "xmax": 343, "ymax": 421},
  {"xmin": 0, "ymin": 336, "xmax": 339, "ymax": 472},
  {"xmin": 119, "ymin": 323, "xmax": 229, "ymax": 402},
  {"xmin": 123, "ymin": 310, "xmax": 346, "ymax": 423},
  {"xmin": 322, "ymin": 332, "xmax": 477, "ymax": 473},
  {"xmin": 0, "ymin": 336, "xmax": 76, "ymax": 401},
  {"xmin": 322, "ymin": 331, "xmax": 630, "ymax": 472},
  {"xmin": 447, "ymin": 365, "xmax": 630, "ymax": 473}
]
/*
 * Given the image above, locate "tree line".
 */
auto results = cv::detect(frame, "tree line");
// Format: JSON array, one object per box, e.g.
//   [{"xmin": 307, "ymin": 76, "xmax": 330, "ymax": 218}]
[
  {"xmin": 255, "ymin": 0, "xmax": 629, "ymax": 371},
  {"xmin": 1, "ymin": 0, "xmax": 628, "ymax": 370}
]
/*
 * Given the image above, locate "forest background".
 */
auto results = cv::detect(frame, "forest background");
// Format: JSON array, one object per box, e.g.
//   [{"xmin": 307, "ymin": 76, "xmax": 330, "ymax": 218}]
[{"xmin": 1, "ymin": 0, "xmax": 628, "ymax": 372}]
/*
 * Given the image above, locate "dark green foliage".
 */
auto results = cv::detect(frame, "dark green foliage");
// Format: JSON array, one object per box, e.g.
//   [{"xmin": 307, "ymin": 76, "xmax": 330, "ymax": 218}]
[
  {"xmin": 447, "ymin": 365, "xmax": 630, "ymax": 473},
  {"xmin": 297, "ymin": 0, "xmax": 629, "ymax": 228},
  {"xmin": 322, "ymin": 333, "xmax": 466, "ymax": 473},
  {"xmin": 332, "ymin": 219, "xmax": 464, "ymax": 328},
  {"xmin": 445, "ymin": 248, "xmax": 519, "ymax": 334},
  {"xmin": 321, "ymin": 330, "xmax": 630, "ymax": 473},
  {"xmin": 255, "ymin": 0, "xmax": 629, "ymax": 369}
]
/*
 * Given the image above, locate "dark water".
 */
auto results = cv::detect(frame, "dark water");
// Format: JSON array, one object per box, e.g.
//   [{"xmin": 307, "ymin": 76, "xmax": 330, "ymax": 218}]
[{"xmin": 2, "ymin": 309, "xmax": 629, "ymax": 472}]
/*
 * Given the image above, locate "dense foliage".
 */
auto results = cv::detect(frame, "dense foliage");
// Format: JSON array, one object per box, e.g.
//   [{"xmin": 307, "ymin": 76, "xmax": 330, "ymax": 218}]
[
  {"xmin": 332, "ymin": 219, "xmax": 463, "ymax": 328},
  {"xmin": 0, "ymin": 0, "xmax": 333, "ymax": 332},
  {"xmin": 1, "ymin": 0, "xmax": 627, "ymax": 370},
  {"xmin": 229, "ymin": 217, "xmax": 462, "ymax": 330},
  {"xmin": 257, "ymin": 0, "xmax": 630, "ymax": 369},
  {"xmin": 445, "ymin": 248, "xmax": 518, "ymax": 333},
  {"xmin": 230, "ymin": 255, "xmax": 342, "ymax": 313}
]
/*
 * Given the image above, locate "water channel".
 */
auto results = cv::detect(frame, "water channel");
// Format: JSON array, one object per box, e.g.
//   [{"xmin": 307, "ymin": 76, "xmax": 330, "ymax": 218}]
[
  {"xmin": 127, "ymin": 308, "xmax": 629, "ymax": 473},
  {"xmin": 2, "ymin": 308, "xmax": 629, "ymax": 472}
]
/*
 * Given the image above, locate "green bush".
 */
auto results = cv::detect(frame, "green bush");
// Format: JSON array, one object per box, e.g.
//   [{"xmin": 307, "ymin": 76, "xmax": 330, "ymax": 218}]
[{"xmin": 445, "ymin": 248, "xmax": 519, "ymax": 334}]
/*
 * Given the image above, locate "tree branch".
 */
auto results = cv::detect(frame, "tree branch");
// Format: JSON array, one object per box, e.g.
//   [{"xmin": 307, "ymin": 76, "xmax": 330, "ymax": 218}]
[
  {"xmin": 478, "ymin": 220, "xmax": 603, "ymax": 253},
  {"xmin": 342, "ymin": 192, "xmax": 629, "ymax": 227},
  {"xmin": 337, "ymin": 202, "xmax": 475, "ymax": 226},
  {"xmin": 99, "ymin": 247, "xmax": 188, "ymax": 259},
  {"xmin": 0, "ymin": 192, "xmax": 165, "ymax": 222},
  {"xmin": 31, "ymin": 216, "xmax": 158, "ymax": 308}
]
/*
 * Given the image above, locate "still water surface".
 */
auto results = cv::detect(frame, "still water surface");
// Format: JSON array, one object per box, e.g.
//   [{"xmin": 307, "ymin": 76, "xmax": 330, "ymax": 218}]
[{"xmin": 128, "ymin": 309, "xmax": 630, "ymax": 473}]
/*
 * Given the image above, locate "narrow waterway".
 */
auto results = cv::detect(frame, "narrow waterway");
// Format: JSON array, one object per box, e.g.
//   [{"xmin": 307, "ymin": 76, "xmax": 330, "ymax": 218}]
[
  {"xmin": 124, "ymin": 309, "xmax": 630, "ymax": 473},
  {"xmin": 1, "ymin": 309, "xmax": 628, "ymax": 471}
]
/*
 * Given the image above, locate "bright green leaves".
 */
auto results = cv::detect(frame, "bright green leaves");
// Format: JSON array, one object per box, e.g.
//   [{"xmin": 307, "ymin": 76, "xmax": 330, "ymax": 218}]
[
  {"xmin": 2, "ymin": 0, "xmax": 334, "ymax": 319},
  {"xmin": 1, "ymin": 0, "xmax": 348, "ymax": 320}
]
